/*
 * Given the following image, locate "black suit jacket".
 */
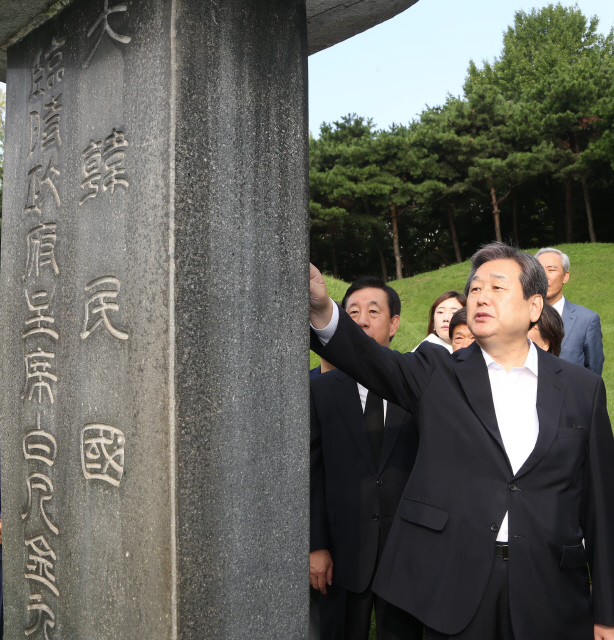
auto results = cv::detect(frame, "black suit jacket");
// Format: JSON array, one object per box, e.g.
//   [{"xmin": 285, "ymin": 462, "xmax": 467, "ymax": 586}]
[
  {"xmin": 311, "ymin": 307, "xmax": 614, "ymax": 639},
  {"xmin": 310, "ymin": 368, "xmax": 419, "ymax": 594}
]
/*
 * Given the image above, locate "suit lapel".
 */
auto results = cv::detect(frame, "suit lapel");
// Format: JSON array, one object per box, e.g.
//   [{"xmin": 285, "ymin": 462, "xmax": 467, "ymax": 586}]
[
  {"xmin": 454, "ymin": 342, "xmax": 506, "ymax": 453},
  {"xmin": 332, "ymin": 371, "xmax": 377, "ymax": 475},
  {"xmin": 561, "ymin": 300, "xmax": 576, "ymax": 348},
  {"xmin": 378, "ymin": 402, "xmax": 407, "ymax": 473},
  {"xmin": 514, "ymin": 350, "xmax": 564, "ymax": 480}
]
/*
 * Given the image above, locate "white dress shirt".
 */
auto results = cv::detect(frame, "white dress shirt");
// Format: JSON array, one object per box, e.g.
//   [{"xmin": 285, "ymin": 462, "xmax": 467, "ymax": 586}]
[
  {"xmin": 481, "ymin": 342, "xmax": 539, "ymax": 542},
  {"xmin": 357, "ymin": 382, "xmax": 388, "ymax": 420},
  {"xmin": 311, "ymin": 301, "xmax": 540, "ymax": 542},
  {"xmin": 412, "ymin": 332, "xmax": 453, "ymax": 354},
  {"xmin": 552, "ymin": 296, "xmax": 565, "ymax": 316}
]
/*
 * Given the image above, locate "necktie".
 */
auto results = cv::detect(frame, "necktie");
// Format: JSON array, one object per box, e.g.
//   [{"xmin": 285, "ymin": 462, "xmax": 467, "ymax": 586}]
[{"xmin": 364, "ymin": 390, "xmax": 385, "ymax": 469}]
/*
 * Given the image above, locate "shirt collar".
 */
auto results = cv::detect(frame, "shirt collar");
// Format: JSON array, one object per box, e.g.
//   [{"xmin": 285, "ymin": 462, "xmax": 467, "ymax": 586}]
[
  {"xmin": 552, "ymin": 296, "xmax": 566, "ymax": 316},
  {"xmin": 480, "ymin": 340, "xmax": 539, "ymax": 376}
]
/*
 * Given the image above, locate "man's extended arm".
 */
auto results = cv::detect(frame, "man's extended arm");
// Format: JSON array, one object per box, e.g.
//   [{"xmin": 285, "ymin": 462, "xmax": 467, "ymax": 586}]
[
  {"xmin": 309, "ymin": 264, "xmax": 433, "ymax": 413},
  {"xmin": 584, "ymin": 313, "xmax": 604, "ymax": 375}
]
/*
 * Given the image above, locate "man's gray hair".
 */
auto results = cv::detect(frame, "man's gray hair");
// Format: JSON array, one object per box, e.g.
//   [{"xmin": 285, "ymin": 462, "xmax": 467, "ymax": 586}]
[
  {"xmin": 464, "ymin": 242, "xmax": 548, "ymax": 301},
  {"xmin": 535, "ymin": 247, "xmax": 571, "ymax": 273}
]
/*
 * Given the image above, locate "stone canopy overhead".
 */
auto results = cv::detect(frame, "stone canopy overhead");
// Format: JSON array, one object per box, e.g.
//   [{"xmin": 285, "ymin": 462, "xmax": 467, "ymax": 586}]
[{"xmin": 0, "ymin": 0, "xmax": 420, "ymax": 82}]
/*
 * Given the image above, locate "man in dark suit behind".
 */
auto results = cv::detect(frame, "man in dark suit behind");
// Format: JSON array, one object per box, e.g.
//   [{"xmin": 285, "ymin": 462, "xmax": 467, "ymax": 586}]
[
  {"xmin": 536, "ymin": 247, "xmax": 604, "ymax": 374},
  {"xmin": 310, "ymin": 277, "xmax": 422, "ymax": 640},
  {"xmin": 309, "ymin": 243, "xmax": 614, "ymax": 640}
]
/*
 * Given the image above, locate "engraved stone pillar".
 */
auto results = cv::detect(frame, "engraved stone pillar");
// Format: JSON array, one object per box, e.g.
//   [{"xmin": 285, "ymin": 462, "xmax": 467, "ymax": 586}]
[{"xmin": 0, "ymin": 1, "xmax": 309, "ymax": 638}]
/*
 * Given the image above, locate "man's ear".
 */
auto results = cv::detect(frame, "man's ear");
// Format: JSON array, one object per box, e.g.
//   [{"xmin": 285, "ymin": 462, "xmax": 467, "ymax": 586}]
[
  {"xmin": 530, "ymin": 295, "xmax": 544, "ymax": 324},
  {"xmin": 563, "ymin": 271, "xmax": 570, "ymax": 285},
  {"xmin": 389, "ymin": 315, "xmax": 401, "ymax": 340}
]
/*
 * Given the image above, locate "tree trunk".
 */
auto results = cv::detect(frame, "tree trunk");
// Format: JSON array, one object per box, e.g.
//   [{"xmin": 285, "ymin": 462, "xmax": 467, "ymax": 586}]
[
  {"xmin": 436, "ymin": 245, "xmax": 450, "ymax": 266},
  {"xmin": 446, "ymin": 198, "xmax": 462, "ymax": 263},
  {"xmin": 390, "ymin": 205, "xmax": 403, "ymax": 280},
  {"xmin": 512, "ymin": 190, "xmax": 519, "ymax": 247},
  {"xmin": 490, "ymin": 184, "xmax": 503, "ymax": 242},
  {"xmin": 330, "ymin": 230, "xmax": 338, "ymax": 278},
  {"xmin": 373, "ymin": 226, "xmax": 388, "ymax": 281},
  {"xmin": 401, "ymin": 242, "xmax": 412, "ymax": 278},
  {"xmin": 580, "ymin": 176, "xmax": 597, "ymax": 243},
  {"xmin": 565, "ymin": 178, "xmax": 573, "ymax": 243}
]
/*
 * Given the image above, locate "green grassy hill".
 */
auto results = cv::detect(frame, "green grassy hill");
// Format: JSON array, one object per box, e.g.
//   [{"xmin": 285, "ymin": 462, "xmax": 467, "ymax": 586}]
[{"xmin": 311, "ymin": 243, "xmax": 614, "ymax": 421}]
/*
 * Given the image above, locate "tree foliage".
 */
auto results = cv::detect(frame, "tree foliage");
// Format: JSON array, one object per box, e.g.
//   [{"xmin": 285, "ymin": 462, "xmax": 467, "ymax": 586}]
[{"xmin": 311, "ymin": 4, "xmax": 614, "ymax": 282}]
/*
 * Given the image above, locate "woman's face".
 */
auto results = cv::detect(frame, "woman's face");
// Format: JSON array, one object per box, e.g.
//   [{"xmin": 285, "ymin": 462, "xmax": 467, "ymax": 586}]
[{"xmin": 433, "ymin": 297, "xmax": 463, "ymax": 343}]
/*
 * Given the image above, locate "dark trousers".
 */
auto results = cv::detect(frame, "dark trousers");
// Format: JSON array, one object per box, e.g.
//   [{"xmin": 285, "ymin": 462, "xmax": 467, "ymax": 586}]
[
  {"xmin": 320, "ymin": 581, "xmax": 422, "ymax": 640},
  {"xmin": 310, "ymin": 587, "xmax": 321, "ymax": 640},
  {"xmin": 425, "ymin": 554, "xmax": 515, "ymax": 640},
  {"xmin": 319, "ymin": 531, "xmax": 423, "ymax": 640}
]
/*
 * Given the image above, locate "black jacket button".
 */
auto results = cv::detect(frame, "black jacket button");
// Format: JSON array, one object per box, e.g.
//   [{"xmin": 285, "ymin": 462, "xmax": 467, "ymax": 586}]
[
  {"xmin": 376, "ymin": 479, "xmax": 384, "ymax": 486},
  {"xmin": 491, "ymin": 523, "xmax": 499, "ymax": 532},
  {"xmin": 373, "ymin": 514, "xmax": 380, "ymax": 521},
  {"xmin": 509, "ymin": 483, "xmax": 518, "ymax": 491}
]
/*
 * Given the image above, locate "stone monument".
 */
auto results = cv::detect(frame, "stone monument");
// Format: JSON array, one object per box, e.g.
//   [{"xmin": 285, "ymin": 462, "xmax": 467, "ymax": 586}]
[{"xmin": 0, "ymin": 0, "xmax": 419, "ymax": 638}]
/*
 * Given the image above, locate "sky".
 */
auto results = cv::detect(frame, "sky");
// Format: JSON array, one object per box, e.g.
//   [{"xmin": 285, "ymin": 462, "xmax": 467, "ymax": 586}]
[
  {"xmin": 2, "ymin": 1, "xmax": 614, "ymax": 133},
  {"xmin": 308, "ymin": 0, "xmax": 614, "ymax": 136}
]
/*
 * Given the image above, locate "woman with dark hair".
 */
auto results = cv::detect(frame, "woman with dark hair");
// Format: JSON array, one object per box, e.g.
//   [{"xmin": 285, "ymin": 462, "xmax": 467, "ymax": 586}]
[
  {"xmin": 528, "ymin": 303, "xmax": 565, "ymax": 356},
  {"xmin": 412, "ymin": 291, "xmax": 467, "ymax": 354}
]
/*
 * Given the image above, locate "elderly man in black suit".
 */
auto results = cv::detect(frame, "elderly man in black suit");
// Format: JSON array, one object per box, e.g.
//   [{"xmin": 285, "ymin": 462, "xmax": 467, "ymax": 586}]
[
  {"xmin": 310, "ymin": 276, "xmax": 422, "ymax": 640},
  {"xmin": 309, "ymin": 243, "xmax": 614, "ymax": 640},
  {"xmin": 536, "ymin": 247, "xmax": 604, "ymax": 374}
]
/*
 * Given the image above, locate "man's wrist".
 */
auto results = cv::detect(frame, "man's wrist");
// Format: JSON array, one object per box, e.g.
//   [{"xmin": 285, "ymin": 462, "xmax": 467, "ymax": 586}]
[
  {"xmin": 310, "ymin": 298, "xmax": 334, "ymax": 330},
  {"xmin": 311, "ymin": 301, "xmax": 339, "ymax": 346}
]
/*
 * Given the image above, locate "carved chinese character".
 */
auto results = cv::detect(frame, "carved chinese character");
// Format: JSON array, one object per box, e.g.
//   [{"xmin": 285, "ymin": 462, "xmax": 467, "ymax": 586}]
[
  {"xmin": 25, "ymin": 223, "xmax": 60, "ymax": 279},
  {"xmin": 25, "ymin": 594, "xmax": 56, "ymax": 639},
  {"xmin": 30, "ymin": 50, "xmax": 46, "ymax": 101},
  {"xmin": 44, "ymin": 36, "xmax": 65, "ymax": 89},
  {"xmin": 41, "ymin": 94, "xmax": 62, "ymax": 151},
  {"xmin": 24, "ymin": 431, "xmax": 57, "ymax": 466},
  {"xmin": 22, "ymin": 473, "xmax": 58, "ymax": 536},
  {"xmin": 83, "ymin": 0, "xmax": 132, "ymax": 69},
  {"xmin": 81, "ymin": 424, "xmax": 125, "ymax": 486},
  {"xmin": 24, "ymin": 157, "xmax": 61, "ymax": 216},
  {"xmin": 28, "ymin": 112, "xmax": 41, "ymax": 158},
  {"xmin": 23, "ymin": 291, "xmax": 59, "ymax": 341},
  {"xmin": 79, "ymin": 140, "xmax": 102, "ymax": 205},
  {"xmin": 102, "ymin": 128, "xmax": 129, "ymax": 194},
  {"xmin": 81, "ymin": 276, "xmax": 129, "ymax": 340},
  {"xmin": 23, "ymin": 348, "xmax": 57, "ymax": 404},
  {"xmin": 25, "ymin": 536, "xmax": 59, "ymax": 597},
  {"xmin": 24, "ymin": 414, "xmax": 57, "ymax": 466}
]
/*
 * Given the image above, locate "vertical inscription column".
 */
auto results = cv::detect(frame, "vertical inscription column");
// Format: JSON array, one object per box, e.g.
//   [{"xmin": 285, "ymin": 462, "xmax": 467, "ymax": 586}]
[
  {"xmin": 21, "ymin": 34, "xmax": 66, "ymax": 640},
  {"xmin": 1, "ymin": 2, "xmax": 172, "ymax": 639},
  {"xmin": 1, "ymin": 0, "xmax": 309, "ymax": 638}
]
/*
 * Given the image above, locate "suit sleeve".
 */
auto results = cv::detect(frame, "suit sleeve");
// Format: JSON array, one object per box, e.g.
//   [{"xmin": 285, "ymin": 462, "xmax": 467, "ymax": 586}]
[
  {"xmin": 310, "ymin": 391, "xmax": 329, "ymax": 552},
  {"xmin": 583, "ymin": 312, "xmax": 604, "ymax": 376},
  {"xmin": 310, "ymin": 304, "xmax": 435, "ymax": 413},
  {"xmin": 581, "ymin": 377, "xmax": 614, "ymax": 626}
]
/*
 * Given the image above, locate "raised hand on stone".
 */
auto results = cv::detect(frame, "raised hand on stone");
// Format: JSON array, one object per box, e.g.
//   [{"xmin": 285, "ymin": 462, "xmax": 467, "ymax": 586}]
[{"xmin": 310, "ymin": 263, "xmax": 334, "ymax": 329}]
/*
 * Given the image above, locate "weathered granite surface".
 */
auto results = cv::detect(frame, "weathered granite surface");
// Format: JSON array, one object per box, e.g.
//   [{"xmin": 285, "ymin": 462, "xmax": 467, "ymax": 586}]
[
  {"xmin": 306, "ymin": 0, "xmax": 420, "ymax": 54},
  {"xmin": 0, "ymin": 0, "xmax": 309, "ymax": 637},
  {"xmin": 0, "ymin": 0, "xmax": 421, "ymax": 80}
]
